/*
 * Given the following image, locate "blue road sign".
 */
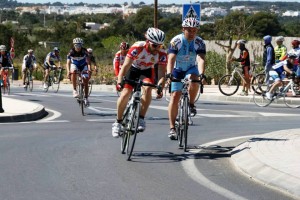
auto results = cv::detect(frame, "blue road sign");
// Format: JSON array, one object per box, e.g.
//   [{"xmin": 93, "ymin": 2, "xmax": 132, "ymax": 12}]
[{"xmin": 182, "ymin": 4, "xmax": 201, "ymax": 21}]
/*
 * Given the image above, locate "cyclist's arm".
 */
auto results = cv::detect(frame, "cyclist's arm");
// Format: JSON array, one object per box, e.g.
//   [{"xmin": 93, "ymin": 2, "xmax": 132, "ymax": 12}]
[
  {"xmin": 113, "ymin": 59, "xmax": 120, "ymax": 77},
  {"xmin": 66, "ymin": 59, "xmax": 71, "ymax": 74},
  {"xmin": 166, "ymin": 53, "xmax": 176, "ymax": 74},
  {"xmin": 196, "ymin": 53, "xmax": 206, "ymax": 75},
  {"xmin": 86, "ymin": 54, "xmax": 92, "ymax": 72},
  {"xmin": 117, "ymin": 56, "xmax": 133, "ymax": 84},
  {"xmin": 283, "ymin": 65, "xmax": 293, "ymax": 75}
]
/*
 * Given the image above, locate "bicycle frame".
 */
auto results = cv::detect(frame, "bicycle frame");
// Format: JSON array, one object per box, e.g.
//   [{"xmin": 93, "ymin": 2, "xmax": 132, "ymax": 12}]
[{"xmin": 1, "ymin": 66, "xmax": 14, "ymax": 94}]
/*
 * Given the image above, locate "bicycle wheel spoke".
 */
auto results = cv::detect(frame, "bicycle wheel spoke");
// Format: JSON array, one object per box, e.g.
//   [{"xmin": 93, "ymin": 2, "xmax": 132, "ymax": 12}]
[
  {"xmin": 252, "ymin": 73, "xmax": 266, "ymax": 95},
  {"xmin": 253, "ymin": 89, "xmax": 272, "ymax": 107}
]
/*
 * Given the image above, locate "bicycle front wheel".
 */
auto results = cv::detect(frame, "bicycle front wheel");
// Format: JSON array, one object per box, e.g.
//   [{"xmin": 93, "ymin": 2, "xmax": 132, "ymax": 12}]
[
  {"xmin": 121, "ymin": 105, "xmax": 131, "ymax": 154},
  {"xmin": 182, "ymin": 97, "xmax": 189, "ymax": 152},
  {"xmin": 78, "ymin": 83, "xmax": 85, "ymax": 116},
  {"xmin": 218, "ymin": 75, "xmax": 239, "ymax": 96},
  {"xmin": 284, "ymin": 90, "xmax": 300, "ymax": 108},
  {"xmin": 253, "ymin": 90, "xmax": 272, "ymax": 107},
  {"xmin": 126, "ymin": 102, "xmax": 140, "ymax": 161},
  {"xmin": 252, "ymin": 73, "xmax": 267, "ymax": 95}
]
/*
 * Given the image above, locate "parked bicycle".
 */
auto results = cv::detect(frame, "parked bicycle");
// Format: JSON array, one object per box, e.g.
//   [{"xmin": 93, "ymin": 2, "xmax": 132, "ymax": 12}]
[
  {"xmin": 24, "ymin": 68, "xmax": 34, "ymax": 92},
  {"xmin": 74, "ymin": 70, "xmax": 89, "ymax": 116},
  {"xmin": 253, "ymin": 76, "xmax": 300, "ymax": 108},
  {"xmin": 218, "ymin": 62, "xmax": 264, "ymax": 96},
  {"xmin": 43, "ymin": 66, "xmax": 64, "ymax": 93},
  {"xmin": 169, "ymin": 77, "xmax": 204, "ymax": 152},
  {"xmin": 1, "ymin": 66, "xmax": 14, "ymax": 95},
  {"xmin": 120, "ymin": 78, "xmax": 160, "ymax": 161}
]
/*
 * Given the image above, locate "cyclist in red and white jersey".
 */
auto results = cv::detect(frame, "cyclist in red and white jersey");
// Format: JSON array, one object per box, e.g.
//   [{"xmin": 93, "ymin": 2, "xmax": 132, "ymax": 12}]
[
  {"xmin": 112, "ymin": 28, "xmax": 167, "ymax": 138},
  {"xmin": 113, "ymin": 42, "xmax": 130, "ymax": 77}
]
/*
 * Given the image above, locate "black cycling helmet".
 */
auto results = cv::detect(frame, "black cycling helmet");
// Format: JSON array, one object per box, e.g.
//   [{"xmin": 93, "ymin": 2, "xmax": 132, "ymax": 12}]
[{"xmin": 287, "ymin": 52, "xmax": 298, "ymax": 59}]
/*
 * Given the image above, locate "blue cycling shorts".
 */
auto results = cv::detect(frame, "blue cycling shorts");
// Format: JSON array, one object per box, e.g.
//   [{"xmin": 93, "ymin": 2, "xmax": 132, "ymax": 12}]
[{"xmin": 171, "ymin": 66, "xmax": 199, "ymax": 92}]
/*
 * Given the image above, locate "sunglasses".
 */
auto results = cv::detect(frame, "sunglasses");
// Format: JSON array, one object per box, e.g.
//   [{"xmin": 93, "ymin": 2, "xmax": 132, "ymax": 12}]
[
  {"xmin": 150, "ymin": 42, "xmax": 162, "ymax": 49},
  {"xmin": 74, "ymin": 44, "xmax": 82, "ymax": 48}
]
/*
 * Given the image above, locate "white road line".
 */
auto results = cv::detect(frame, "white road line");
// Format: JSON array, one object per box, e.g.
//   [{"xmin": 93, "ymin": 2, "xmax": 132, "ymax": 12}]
[
  {"xmin": 181, "ymin": 135, "xmax": 257, "ymax": 200},
  {"xmin": 37, "ymin": 108, "xmax": 62, "ymax": 122}
]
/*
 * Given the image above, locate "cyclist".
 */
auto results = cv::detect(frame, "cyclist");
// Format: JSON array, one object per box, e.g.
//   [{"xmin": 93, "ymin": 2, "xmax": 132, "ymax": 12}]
[
  {"xmin": 0, "ymin": 45, "xmax": 13, "ymax": 86},
  {"xmin": 43, "ymin": 47, "xmax": 61, "ymax": 89},
  {"xmin": 87, "ymin": 48, "xmax": 97, "ymax": 73},
  {"xmin": 113, "ymin": 42, "xmax": 130, "ymax": 77},
  {"xmin": 21, "ymin": 49, "xmax": 37, "ymax": 88},
  {"xmin": 111, "ymin": 27, "xmax": 167, "ymax": 138},
  {"xmin": 266, "ymin": 53, "xmax": 298, "ymax": 100},
  {"xmin": 231, "ymin": 39, "xmax": 250, "ymax": 96},
  {"xmin": 263, "ymin": 35, "xmax": 275, "ymax": 85},
  {"xmin": 66, "ymin": 37, "xmax": 91, "ymax": 106},
  {"xmin": 166, "ymin": 17, "xmax": 206, "ymax": 140},
  {"xmin": 274, "ymin": 36, "xmax": 287, "ymax": 63}
]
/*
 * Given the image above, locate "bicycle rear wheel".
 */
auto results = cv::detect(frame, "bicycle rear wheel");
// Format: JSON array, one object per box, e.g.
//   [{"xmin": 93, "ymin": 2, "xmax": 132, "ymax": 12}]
[
  {"xmin": 253, "ymin": 89, "xmax": 272, "ymax": 107},
  {"xmin": 182, "ymin": 97, "xmax": 189, "ymax": 152},
  {"xmin": 252, "ymin": 73, "xmax": 267, "ymax": 95},
  {"xmin": 126, "ymin": 102, "xmax": 140, "ymax": 161},
  {"xmin": 284, "ymin": 90, "xmax": 300, "ymax": 108},
  {"xmin": 218, "ymin": 75, "xmax": 239, "ymax": 96}
]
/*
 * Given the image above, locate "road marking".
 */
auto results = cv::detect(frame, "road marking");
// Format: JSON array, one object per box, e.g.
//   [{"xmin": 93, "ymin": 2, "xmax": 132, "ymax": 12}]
[
  {"xmin": 38, "ymin": 108, "xmax": 62, "ymax": 122},
  {"xmin": 181, "ymin": 135, "xmax": 256, "ymax": 200}
]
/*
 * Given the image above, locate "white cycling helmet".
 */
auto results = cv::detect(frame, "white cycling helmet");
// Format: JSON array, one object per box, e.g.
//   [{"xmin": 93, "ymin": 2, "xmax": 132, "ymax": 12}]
[
  {"xmin": 0, "ymin": 45, "xmax": 6, "ymax": 51},
  {"xmin": 182, "ymin": 17, "xmax": 200, "ymax": 28},
  {"xmin": 73, "ymin": 37, "xmax": 84, "ymax": 44},
  {"xmin": 275, "ymin": 36, "xmax": 284, "ymax": 42},
  {"xmin": 237, "ymin": 39, "xmax": 247, "ymax": 45},
  {"xmin": 287, "ymin": 52, "xmax": 298, "ymax": 59},
  {"xmin": 28, "ymin": 49, "xmax": 34, "ymax": 53},
  {"xmin": 87, "ymin": 48, "xmax": 93, "ymax": 53},
  {"xmin": 145, "ymin": 27, "xmax": 165, "ymax": 45}
]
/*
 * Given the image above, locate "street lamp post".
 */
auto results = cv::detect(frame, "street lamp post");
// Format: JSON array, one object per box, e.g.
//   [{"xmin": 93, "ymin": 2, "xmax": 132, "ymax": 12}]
[
  {"xmin": 0, "ymin": 85, "xmax": 4, "ymax": 113},
  {"xmin": 154, "ymin": 0, "xmax": 158, "ymax": 28}
]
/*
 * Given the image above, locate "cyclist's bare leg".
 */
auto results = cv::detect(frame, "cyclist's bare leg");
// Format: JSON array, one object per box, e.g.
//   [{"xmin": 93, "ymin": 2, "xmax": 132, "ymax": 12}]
[
  {"xmin": 44, "ymin": 68, "xmax": 49, "ymax": 82},
  {"xmin": 188, "ymin": 74, "xmax": 200, "ymax": 104},
  {"xmin": 21, "ymin": 68, "xmax": 26, "ymax": 85},
  {"xmin": 83, "ymin": 77, "xmax": 89, "ymax": 98},
  {"xmin": 116, "ymin": 88, "xmax": 132, "ymax": 120},
  {"xmin": 168, "ymin": 91, "xmax": 181, "ymax": 129},
  {"xmin": 244, "ymin": 67, "xmax": 250, "ymax": 93},
  {"xmin": 71, "ymin": 69, "xmax": 77, "ymax": 90},
  {"xmin": 269, "ymin": 80, "xmax": 282, "ymax": 94},
  {"xmin": 140, "ymin": 86, "xmax": 152, "ymax": 117}
]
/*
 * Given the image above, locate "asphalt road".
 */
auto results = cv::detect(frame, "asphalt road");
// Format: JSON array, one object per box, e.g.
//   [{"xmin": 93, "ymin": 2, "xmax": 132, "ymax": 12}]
[{"xmin": 0, "ymin": 88, "xmax": 299, "ymax": 200}]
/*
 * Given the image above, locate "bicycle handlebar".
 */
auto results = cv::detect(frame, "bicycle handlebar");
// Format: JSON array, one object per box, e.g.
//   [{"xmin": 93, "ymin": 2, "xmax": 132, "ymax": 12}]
[{"xmin": 123, "ymin": 77, "xmax": 158, "ymax": 88}]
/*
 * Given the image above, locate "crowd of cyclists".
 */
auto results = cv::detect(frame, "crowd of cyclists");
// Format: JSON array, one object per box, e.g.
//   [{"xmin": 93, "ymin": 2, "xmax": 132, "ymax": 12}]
[{"xmin": 0, "ymin": 17, "xmax": 300, "ymax": 140}]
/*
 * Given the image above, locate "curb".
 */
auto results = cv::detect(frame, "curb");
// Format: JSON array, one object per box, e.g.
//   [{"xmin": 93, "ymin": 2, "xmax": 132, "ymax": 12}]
[
  {"xmin": 0, "ymin": 105, "xmax": 47, "ymax": 123},
  {"xmin": 231, "ymin": 129, "xmax": 300, "ymax": 199}
]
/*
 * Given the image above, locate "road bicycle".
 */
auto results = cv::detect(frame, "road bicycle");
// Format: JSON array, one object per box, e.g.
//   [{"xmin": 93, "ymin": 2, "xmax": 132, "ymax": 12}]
[
  {"xmin": 120, "ymin": 78, "xmax": 160, "ymax": 161},
  {"xmin": 164, "ymin": 80, "xmax": 201, "ymax": 103},
  {"xmin": 218, "ymin": 62, "xmax": 265, "ymax": 96},
  {"xmin": 1, "ymin": 66, "xmax": 14, "ymax": 95},
  {"xmin": 74, "ymin": 70, "xmax": 89, "ymax": 116},
  {"xmin": 43, "ymin": 66, "xmax": 64, "ymax": 93},
  {"xmin": 253, "ymin": 76, "xmax": 300, "ymax": 108},
  {"xmin": 170, "ymin": 77, "xmax": 203, "ymax": 152},
  {"xmin": 24, "ymin": 68, "xmax": 34, "ymax": 92}
]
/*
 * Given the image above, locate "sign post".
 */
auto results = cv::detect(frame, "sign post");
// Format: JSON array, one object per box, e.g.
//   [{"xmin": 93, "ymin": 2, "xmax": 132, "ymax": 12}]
[{"xmin": 182, "ymin": 3, "xmax": 201, "ymax": 21}]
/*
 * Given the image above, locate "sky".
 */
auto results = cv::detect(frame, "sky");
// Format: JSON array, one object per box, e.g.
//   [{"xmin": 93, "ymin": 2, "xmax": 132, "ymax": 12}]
[{"xmin": 16, "ymin": 0, "xmax": 293, "ymax": 5}]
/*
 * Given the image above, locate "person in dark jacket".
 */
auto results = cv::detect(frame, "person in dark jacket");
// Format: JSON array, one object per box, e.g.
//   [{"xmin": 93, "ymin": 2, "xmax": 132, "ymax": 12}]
[{"xmin": 263, "ymin": 35, "xmax": 275, "ymax": 84}]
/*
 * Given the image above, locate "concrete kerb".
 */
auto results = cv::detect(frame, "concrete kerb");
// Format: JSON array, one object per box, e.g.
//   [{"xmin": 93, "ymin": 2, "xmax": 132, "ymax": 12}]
[
  {"xmin": 231, "ymin": 129, "xmax": 300, "ymax": 199},
  {"xmin": 0, "ymin": 97, "xmax": 48, "ymax": 123}
]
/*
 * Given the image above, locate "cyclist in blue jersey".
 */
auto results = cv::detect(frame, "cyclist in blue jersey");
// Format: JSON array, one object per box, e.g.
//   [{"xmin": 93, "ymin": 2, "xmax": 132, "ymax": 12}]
[
  {"xmin": 266, "ymin": 53, "xmax": 298, "ymax": 100},
  {"xmin": 66, "ymin": 38, "xmax": 91, "ymax": 106},
  {"xmin": 43, "ymin": 47, "xmax": 61, "ymax": 89},
  {"xmin": 166, "ymin": 17, "xmax": 206, "ymax": 140}
]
